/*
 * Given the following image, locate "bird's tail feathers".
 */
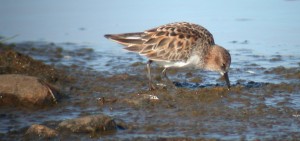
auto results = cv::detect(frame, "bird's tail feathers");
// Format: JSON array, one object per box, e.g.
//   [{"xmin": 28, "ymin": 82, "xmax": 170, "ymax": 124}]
[{"xmin": 104, "ymin": 32, "xmax": 145, "ymax": 52}]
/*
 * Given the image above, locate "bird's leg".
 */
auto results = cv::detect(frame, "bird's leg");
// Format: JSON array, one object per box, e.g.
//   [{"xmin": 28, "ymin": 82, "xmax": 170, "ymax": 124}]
[
  {"xmin": 147, "ymin": 60, "xmax": 156, "ymax": 90},
  {"xmin": 223, "ymin": 72, "xmax": 231, "ymax": 90},
  {"xmin": 162, "ymin": 68, "xmax": 171, "ymax": 83},
  {"xmin": 161, "ymin": 68, "xmax": 176, "ymax": 88}
]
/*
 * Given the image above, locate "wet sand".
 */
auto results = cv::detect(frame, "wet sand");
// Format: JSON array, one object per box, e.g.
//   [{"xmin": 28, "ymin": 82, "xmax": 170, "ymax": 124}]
[{"xmin": 0, "ymin": 42, "xmax": 300, "ymax": 140}]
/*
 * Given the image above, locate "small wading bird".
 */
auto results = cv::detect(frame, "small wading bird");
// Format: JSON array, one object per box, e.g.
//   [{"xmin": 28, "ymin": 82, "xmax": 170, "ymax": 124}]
[{"xmin": 104, "ymin": 22, "xmax": 231, "ymax": 90}]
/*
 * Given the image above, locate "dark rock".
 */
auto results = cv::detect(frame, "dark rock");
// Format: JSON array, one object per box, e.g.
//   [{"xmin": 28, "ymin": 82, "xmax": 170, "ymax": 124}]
[
  {"xmin": 24, "ymin": 124, "xmax": 58, "ymax": 139},
  {"xmin": 245, "ymin": 81, "xmax": 268, "ymax": 88},
  {"xmin": 0, "ymin": 74, "xmax": 59, "ymax": 107},
  {"xmin": 57, "ymin": 114, "xmax": 117, "ymax": 133}
]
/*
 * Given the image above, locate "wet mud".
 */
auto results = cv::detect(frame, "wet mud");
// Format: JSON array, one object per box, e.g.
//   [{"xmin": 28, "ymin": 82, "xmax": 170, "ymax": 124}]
[
  {"xmin": 0, "ymin": 42, "xmax": 300, "ymax": 140},
  {"xmin": 0, "ymin": 43, "xmax": 61, "ymax": 83}
]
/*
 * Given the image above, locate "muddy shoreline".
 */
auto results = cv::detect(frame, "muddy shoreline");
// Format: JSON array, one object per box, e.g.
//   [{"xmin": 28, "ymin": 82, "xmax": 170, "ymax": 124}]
[{"xmin": 0, "ymin": 42, "xmax": 300, "ymax": 140}]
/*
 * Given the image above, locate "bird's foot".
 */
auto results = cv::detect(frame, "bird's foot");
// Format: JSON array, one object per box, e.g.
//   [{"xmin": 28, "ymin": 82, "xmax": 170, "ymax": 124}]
[{"xmin": 148, "ymin": 83, "xmax": 157, "ymax": 91}]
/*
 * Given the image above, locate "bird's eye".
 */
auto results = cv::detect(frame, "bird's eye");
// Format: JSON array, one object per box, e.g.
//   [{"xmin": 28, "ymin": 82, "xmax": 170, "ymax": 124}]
[{"xmin": 221, "ymin": 63, "xmax": 226, "ymax": 69}]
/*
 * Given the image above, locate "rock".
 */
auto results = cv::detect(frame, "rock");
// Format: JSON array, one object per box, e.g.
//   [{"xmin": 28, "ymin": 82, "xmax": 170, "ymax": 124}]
[
  {"xmin": 0, "ymin": 48, "xmax": 60, "ymax": 83},
  {"xmin": 58, "ymin": 114, "xmax": 117, "ymax": 133},
  {"xmin": 24, "ymin": 124, "xmax": 58, "ymax": 138},
  {"xmin": 0, "ymin": 74, "xmax": 59, "ymax": 107},
  {"xmin": 122, "ymin": 94, "xmax": 159, "ymax": 106},
  {"xmin": 114, "ymin": 118, "xmax": 129, "ymax": 130}
]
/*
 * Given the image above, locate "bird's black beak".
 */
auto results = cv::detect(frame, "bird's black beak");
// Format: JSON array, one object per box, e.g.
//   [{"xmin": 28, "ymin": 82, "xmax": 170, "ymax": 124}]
[{"xmin": 223, "ymin": 72, "xmax": 230, "ymax": 90}]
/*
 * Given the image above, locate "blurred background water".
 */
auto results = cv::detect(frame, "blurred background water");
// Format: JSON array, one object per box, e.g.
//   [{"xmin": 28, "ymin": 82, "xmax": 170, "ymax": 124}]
[
  {"xmin": 1, "ymin": 0, "xmax": 300, "ymax": 80},
  {"xmin": 1, "ymin": 0, "xmax": 300, "ymax": 48}
]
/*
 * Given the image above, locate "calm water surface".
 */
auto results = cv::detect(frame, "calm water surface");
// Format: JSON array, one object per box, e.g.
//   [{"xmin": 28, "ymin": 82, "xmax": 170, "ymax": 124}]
[{"xmin": 1, "ymin": 0, "xmax": 300, "ymax": 84}]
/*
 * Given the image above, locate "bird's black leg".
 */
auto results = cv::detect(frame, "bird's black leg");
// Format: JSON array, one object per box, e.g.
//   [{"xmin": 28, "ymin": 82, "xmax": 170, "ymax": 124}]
[
  {"xmin": 162, "ymin": 68, "xmax": 171, "ymax": 83},
  {"xmin": 161, "ymin": 68, "xmax": 176, "ymax": 88},
  {"xmin": 147, "ymin": 60, "xmax": 156, "ymax": 90}
]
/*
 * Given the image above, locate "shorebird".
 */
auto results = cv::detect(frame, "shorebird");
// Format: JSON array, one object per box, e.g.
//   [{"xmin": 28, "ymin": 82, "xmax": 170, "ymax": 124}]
[{"xmin": 104, "ymin": 22, "xmax": 231, "ymax": 90}]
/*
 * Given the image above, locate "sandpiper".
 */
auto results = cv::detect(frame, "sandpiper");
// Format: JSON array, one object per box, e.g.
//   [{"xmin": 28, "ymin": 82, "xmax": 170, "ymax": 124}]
[{"xmin": 104, "ymin": 22, "xmax": 231, "ymax": 90}]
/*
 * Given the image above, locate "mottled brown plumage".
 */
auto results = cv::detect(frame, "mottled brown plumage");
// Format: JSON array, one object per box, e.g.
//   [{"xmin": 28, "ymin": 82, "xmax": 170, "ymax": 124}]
[
  {"xmin": 105, "ymin": 22, "xmax": 214, "ymax": 62},
  {"xmin": 105, "ymin": 22, "xmax": 231, "ymax": 90}
]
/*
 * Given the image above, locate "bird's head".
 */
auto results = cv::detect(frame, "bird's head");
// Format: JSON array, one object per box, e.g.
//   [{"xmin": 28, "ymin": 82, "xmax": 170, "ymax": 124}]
[{"xmin": 204, "ymin": 45, "xmax": 231, "ymax": 89}]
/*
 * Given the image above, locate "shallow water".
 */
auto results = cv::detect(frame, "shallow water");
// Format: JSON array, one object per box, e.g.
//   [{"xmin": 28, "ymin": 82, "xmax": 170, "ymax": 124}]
[
  {"xmin": 1, "ymin": 42, "xmax": 299, "ymax": 140},
  {"xmin": 1, "ymin": 0, "xmax": 300, "ymax": 78},
  {"xmin": 1, "ymin": 0, "xmax": 300, "ymax": 140}
]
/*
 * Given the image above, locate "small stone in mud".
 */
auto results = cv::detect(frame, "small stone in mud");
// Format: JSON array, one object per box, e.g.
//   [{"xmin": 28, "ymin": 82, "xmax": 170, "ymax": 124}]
[
  {"xmin": 0, "ymin": 74, "xmax": 60, "ymax": 107},
  {"xmin": 121, "ymin": 94, "xmax": 159, "ymax": 106},
  {"xmin": 245, "ymin": 81, "xmax": 268, "ymax": 88},
  {"xmin": 97, "ymin": 97, "xmax": 118, "ymax": 105},
  {"xmin": 57, "ymin": 114, "xmax": 117, "ymax": 133},
  {"xmin": 114, "ymin": 118, "xmax": 129, "ymax": 130},
  {"xmin": 24, "ymin": 124, "xmax": 58, "ymax": 138}
]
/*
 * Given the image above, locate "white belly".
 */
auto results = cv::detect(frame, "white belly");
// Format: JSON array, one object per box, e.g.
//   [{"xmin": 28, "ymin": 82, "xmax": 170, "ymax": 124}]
[{"xmin": 154, "ymin": 54, "xmax": 202, "ymax": 68}]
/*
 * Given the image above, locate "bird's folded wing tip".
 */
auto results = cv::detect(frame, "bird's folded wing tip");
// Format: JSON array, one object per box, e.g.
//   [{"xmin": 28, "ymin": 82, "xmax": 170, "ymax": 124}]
[{"xmin": 104, "ymin": 34, "xmax": 112, "ymax": 39}]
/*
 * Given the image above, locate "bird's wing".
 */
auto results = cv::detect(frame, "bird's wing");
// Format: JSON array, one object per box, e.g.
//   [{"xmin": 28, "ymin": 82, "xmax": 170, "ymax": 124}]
[{"xmin": 104, "ymin": 22, "xmax": 214, "ymax": 62}]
